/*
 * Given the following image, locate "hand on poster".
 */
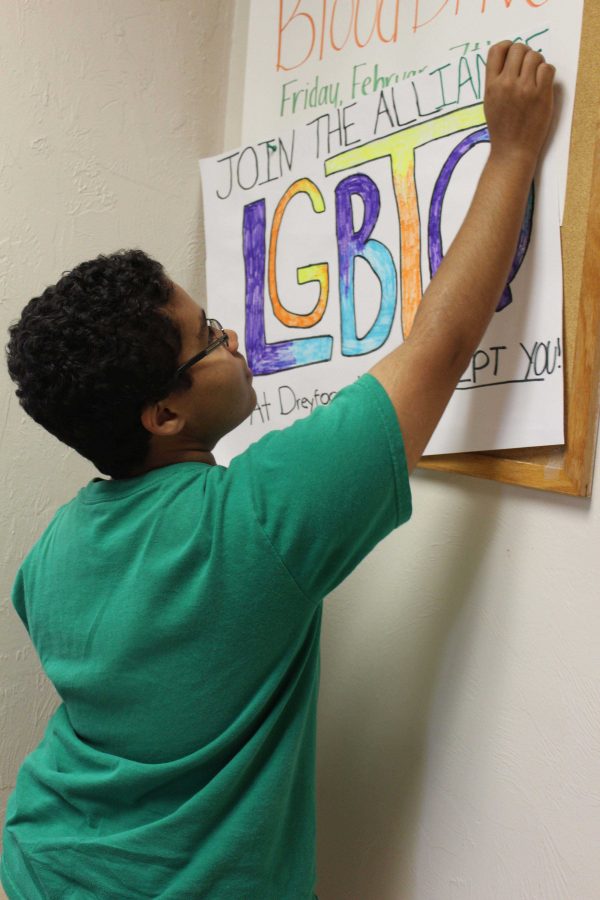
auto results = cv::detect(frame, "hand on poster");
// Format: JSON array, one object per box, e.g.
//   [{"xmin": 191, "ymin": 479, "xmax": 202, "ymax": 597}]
[{"xmin": 484, "ymin": 41, "xmax": 555, "ymax": 168}]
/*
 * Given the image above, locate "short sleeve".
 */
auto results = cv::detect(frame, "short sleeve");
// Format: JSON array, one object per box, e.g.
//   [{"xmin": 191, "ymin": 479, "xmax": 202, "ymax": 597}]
[{"xmin": 226, "ymin": 374, "xmax": 412, "ymax": 600}]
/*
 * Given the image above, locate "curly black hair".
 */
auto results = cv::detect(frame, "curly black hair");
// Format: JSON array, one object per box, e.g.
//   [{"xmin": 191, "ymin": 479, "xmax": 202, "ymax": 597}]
[{"xmin": 6, "ymin": 249, "xmax": 188, "ymax": 478}]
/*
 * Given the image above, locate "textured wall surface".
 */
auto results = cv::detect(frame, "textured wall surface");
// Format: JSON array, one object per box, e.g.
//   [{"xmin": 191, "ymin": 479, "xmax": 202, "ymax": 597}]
[
  {"xmin": 2, "ymin": 3, "xmax": 600, "ymax": 899},
  {"xmin": 0, "ymin": 0, "xmax": 232, "ymax": 837},
  {"xmin": 315, "ymin": 471, "xmax": 600, "ymax": 899}
]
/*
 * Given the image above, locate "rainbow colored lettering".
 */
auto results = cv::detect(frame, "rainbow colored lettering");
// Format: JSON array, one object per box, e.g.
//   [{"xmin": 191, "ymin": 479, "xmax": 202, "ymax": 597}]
[{"xmin": 243, "ymin": 103, "xmax": 534, "ymax": 376}]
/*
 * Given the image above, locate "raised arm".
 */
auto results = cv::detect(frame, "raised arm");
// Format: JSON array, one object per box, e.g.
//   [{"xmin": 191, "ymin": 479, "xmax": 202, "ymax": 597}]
[{"xmin": 370, "ymin": 41, "xmax": 556, "ymax": 472}]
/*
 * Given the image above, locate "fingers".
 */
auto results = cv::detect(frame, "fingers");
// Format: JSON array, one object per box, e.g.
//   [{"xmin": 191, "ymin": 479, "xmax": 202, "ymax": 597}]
[
  {"xmin": 536, "ymin": 62, "xmax": 556, "ymax": 91},
  {"xmin": 504, "ymin": 42, "xmax": 529, "ymax": 78},
  {"xmin": 520, "ymin": 48, "xmax": 545, "ymax": 85},
  {"xmin": 486, "ymin": 40, "xmax": 512, "ymax": 79},
  {"xmin": 487, "ymin": 40, "xmax": 554, "ymax": 89}
]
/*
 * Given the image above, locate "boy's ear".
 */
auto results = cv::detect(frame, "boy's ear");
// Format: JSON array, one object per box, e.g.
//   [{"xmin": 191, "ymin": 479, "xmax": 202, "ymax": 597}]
[{"xmin": 140, "ymin": 401, "xmax": 185, "ymax": 437}]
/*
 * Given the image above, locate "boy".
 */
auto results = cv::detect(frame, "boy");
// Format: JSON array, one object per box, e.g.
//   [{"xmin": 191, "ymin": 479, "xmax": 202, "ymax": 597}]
[{"xmin": 1, "ymin": 42, "xmax": 554, "ymax": 899}]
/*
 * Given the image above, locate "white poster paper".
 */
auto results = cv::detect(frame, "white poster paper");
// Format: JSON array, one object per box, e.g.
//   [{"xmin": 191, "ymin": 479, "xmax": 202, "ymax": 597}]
[
  {"xmin": 242, "ymin": 0, "xmax": 584, "ymax": 220},
  {"xmin": 201, "ymin": 68, "xmax": 564, "ymax": 464}
]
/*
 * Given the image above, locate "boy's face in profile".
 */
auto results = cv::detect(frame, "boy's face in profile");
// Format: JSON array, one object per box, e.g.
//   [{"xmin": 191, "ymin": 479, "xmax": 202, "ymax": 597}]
[{"xmin": 143, "ymin": 284, "xmax": 256, "ymax": 460}]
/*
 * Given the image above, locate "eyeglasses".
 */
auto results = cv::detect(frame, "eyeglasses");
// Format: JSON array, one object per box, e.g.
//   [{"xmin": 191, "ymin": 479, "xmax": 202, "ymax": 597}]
[{"xmin": 174, "ymin": 319, "xmax": 229, "ymax": 381}]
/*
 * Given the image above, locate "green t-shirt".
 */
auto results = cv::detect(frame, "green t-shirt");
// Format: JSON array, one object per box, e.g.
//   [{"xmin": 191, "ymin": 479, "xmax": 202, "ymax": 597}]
[{"xmin": 1, "ymin": 374, "xmax": 411, "ymax": 899}]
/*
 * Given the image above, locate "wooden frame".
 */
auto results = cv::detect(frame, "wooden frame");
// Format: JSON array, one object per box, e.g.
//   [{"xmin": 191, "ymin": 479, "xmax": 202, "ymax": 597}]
[{"xmin": 420, "ymin": 2, "xmax": 600, "ymax": 496}]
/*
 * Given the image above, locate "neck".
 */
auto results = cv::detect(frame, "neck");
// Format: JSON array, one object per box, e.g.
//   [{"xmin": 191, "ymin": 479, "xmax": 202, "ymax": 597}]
[{"xmin": 132, "ymin": 444, "xmax": 217, "ymax": 476}]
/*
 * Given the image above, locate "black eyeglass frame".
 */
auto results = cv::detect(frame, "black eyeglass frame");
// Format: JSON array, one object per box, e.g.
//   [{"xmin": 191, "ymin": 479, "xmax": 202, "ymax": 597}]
[{"xmin": 173, "ymin": 319, "xmax": 229, "ymax": 381}]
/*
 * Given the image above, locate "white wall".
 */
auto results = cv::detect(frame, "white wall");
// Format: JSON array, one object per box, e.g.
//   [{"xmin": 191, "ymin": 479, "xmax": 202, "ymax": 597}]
[
  {"xmin": 0, "ymin": 0, "xmax": 232, "ymax": 831},
  {"xmin": 2, "ymin": 4, "xmax": 600, "ymax": 900},
  {"xmin": 316, "ymin": 469, "xmax": 600, "ymax": 899}
]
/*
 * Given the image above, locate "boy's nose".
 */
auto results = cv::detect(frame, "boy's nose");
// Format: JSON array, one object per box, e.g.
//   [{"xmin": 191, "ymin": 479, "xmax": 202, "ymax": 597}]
[{"xmin": 225, "ymin": 329, "xmax": 239, "ymax": 353}]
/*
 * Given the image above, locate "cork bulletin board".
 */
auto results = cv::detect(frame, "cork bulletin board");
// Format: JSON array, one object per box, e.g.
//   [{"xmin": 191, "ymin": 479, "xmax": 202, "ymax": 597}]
[{"xmin": 421, "ymin": 1, "xmax": 600, "ymax": 496}]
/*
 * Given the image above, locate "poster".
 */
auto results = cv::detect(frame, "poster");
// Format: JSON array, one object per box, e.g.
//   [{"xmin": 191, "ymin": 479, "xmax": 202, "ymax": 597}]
[
  {"xmin": 200, "ymin": 65, "xmax": 564, "ymax": 463},
  {"xmin": 242, "ymin": 0, "xmax": 584, "ymax": 220}
]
